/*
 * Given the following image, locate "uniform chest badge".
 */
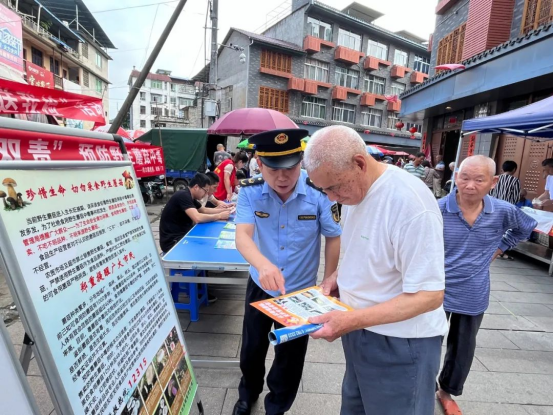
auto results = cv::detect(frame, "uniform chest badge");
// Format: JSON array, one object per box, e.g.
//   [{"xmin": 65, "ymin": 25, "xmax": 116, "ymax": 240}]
[
  {"xmin": 255, "ymin": 211, "xmax": 270, "ymax": 218},
  {"xmin": 275, "ymin": 133, "xmax": 288, "ymax": 145}
]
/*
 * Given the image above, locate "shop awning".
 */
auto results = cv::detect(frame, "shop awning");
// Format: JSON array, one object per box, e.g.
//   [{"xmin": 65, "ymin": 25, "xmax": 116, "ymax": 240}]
[{"xmin": 462, "ymin": 95, "xmax": 553, "ymax": 139}]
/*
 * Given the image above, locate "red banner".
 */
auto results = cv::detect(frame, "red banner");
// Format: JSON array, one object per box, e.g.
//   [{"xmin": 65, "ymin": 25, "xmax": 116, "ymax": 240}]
[
  {"xmin": 25, "ymin": 61, "xmax": 54, "ymax": 89},
  {"xmin": 0, "ymin": 128, "xmax": 165, "ymax": 178},
  {"xmin": 0, "ymin": 77, "xmax": 106, "ymax": 125},
  {"xmin": 467, "ymin": 134, "xmax": 476, "ymax": 157}
]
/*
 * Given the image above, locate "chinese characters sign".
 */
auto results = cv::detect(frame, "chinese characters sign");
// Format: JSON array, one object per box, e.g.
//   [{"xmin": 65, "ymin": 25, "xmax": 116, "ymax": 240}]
[
  {"xmin": 467, "ymin": 134, "xmax": 476, "ymax": 157},
  {"xmin": 0, "ymin": 4, "xmax": 23, "ymax": 72},
  {"xmin": 25, "ymin": 61, "xmax": 54, "ymax": 89},
  {"xmin": 0, "ymin": 128, "xmax": 165, "ymax": 178},
  {"xmin": 0, "ymin": 77, "xmax": 105, "ymax": 125},
  {"xmin": 0, "ymin": 166, "xmax": 197, "ymax": 415}
]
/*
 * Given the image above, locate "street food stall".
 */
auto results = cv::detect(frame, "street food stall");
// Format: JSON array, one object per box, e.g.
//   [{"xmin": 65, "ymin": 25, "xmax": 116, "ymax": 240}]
[{"xmin": 458, "ymin": 95, "xmax": 553, "ymax": 274}]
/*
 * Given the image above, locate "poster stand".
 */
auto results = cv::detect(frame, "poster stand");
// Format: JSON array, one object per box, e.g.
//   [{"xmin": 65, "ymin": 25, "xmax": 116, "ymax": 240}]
[
  {"xmin": 0, "ymin": 318, "xmax": 41, "ymax": 414},
  {"xmin": 0, "ymin": 120, "xmax": 203, "ymax": 415}
]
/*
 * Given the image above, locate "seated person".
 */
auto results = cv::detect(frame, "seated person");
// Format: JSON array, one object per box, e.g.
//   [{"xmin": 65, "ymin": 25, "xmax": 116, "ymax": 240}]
[
  {"xmin": 160, "ymin": 173, "xmax": 230, "ymax": 254},
  {"xmin": 202, "ymin": 172, "xmax": 234, "ymax": 209},
  {"xmin": 516, "ymin": 189, "xmax": 533, "ymax": 208}
]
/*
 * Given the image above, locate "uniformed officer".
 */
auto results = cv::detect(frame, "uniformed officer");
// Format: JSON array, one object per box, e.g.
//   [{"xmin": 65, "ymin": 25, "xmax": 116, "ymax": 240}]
[{"xmin": 232, "ymin": 128, "xmax": 342, "ymax": 415}]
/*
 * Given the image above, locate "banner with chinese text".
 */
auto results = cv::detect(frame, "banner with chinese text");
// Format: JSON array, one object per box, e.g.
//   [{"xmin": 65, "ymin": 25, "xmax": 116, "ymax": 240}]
[
  {"xmin": 0, "ymin": 77, "xmax": 106, "ymax": 125},
  {"xmin": 0, "ymin": 128, "xmax": 165, "ymax": 178},
  {"xmin": 0, "ymin": 165, "xmax": 197, "ymax": 414},
  {"xmin": 25, "ymin": 61, "xmax": 54, "ymax": 89},
  {"xmin": 0, "ymin": 4, "xmax": 23, "ymax": 72}
]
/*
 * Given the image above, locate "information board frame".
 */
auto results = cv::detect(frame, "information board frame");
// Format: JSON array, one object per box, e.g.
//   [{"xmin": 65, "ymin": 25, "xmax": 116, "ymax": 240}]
[{"xmin": 0, "ymin": 157, "xmax": 202, "ymax": 414}]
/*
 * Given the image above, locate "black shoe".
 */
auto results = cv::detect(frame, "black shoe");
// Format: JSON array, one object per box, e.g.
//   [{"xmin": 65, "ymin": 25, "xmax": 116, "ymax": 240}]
[
  {"xmin": 208, "ymin": 293, "xmax": 218, "ymax": 304},
  {"xmin": 232, "ymin": 400, "xmax": 252, "ymax": 415}
]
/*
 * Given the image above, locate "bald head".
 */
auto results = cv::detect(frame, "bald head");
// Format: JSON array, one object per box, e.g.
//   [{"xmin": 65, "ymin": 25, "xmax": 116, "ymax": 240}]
[
  {"xmin": 459, "ymin": 155, "xmax": 496, "ymax": 177},
  {"xmin": 304, "ymin": 125, "xmax": 367, "ymax": 173}
]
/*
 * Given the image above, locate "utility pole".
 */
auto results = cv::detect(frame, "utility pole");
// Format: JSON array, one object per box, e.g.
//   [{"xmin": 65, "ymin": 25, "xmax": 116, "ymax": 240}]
[
  {"xmin": 207, "ymin": 0, "xmax": 218, "ymax": 126},
  {"xmin": 109, "ymin": 0, "xmax": 188, "ymax": 133}
]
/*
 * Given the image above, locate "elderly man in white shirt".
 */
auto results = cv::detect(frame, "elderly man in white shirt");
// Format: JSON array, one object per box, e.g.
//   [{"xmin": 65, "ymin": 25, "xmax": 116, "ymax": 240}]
[{"xmin": 304, "ymin": 125, "xmax": 448, "ymax": 415}]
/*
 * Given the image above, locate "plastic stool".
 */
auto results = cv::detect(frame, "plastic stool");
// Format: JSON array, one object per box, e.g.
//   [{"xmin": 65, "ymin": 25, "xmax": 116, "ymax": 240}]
[{"xmin": 169, "ymin": 269, "xmax": 208, "ymax": 322}]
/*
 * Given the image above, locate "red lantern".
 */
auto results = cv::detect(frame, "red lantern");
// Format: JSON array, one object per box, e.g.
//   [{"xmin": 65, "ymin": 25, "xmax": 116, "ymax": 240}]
[
  {"xmin": 364, "ymin": 129, "xmax": 371, "ymax": 134},
  {"xmin": 395, "ymin": 121, "xmax": 404, "ymax": 130},
  {"xmin": 302, "ymin": 121, "xmax": 308, "ymax": 125},
  {"xmin": 409, "ymin": 126, "xmax": 417, "ymax": 139}
]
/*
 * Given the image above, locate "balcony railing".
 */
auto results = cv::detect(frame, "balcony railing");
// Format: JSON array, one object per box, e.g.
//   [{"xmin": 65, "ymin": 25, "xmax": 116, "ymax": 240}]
[{"xmin": 54, "ymin": 74, "xmax": 63, "ymax": 89}]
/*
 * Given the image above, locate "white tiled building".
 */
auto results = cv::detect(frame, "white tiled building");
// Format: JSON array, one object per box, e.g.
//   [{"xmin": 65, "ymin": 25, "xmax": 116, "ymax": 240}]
[{"xmin": 128, "ymin": 69, "xmax": 196, "ymax": 130}]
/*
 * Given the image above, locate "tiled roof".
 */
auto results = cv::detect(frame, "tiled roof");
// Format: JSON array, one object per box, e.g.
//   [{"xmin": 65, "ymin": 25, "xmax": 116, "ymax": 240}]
[
  {"xmin": 230, "ymin": 28, "xmax": 305, "ymax": 53},
  {"xmin": 400, "ymin": 23, "xmax": 553, "ymax": 99},
  {"xmin": 129, "ymin": 70, "xmax": 172, "ymax": 82}
]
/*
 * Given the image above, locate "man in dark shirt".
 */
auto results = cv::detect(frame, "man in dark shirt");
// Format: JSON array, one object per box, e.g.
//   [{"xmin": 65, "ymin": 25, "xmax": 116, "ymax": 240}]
[{"xmin": 160, "ymin": 173, "xmax": 230, "ymax": 253}]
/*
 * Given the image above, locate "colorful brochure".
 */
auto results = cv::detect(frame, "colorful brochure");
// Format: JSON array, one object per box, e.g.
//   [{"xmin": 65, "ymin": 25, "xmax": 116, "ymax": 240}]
[
  {"xmin": 251, "ymin": 286, "xmax": 353, "ymax": 345},
  {"xmin": 214, "ymin": 239, "xmax": 236, "ymax": 250},
  {"xmin": 218, "ymin": 230, "xmax": 235, "ymax": 240}
]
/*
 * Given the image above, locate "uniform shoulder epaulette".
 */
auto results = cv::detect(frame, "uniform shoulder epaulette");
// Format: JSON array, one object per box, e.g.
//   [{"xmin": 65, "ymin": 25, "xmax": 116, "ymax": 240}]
[
  {"xmin": 306, "ymin": 177, "xmax": 326, "ymax": 194},
  {"xmin": 240, "ymin": 177, "xmax": 265, "ymax": 187}
]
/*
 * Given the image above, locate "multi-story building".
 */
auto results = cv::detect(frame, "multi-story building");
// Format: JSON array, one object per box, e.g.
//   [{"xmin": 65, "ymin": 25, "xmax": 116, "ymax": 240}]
[
  {"xmin": 128, "ymin": 69, "xmax": 196, "ymax": 130},
  {"xmin": 1, "ymin": 0, "xmax": 115, "ymax": 126},
  {"xmin": 195, "ymin": 0, "xmax": 431, "ymax": 148},
  {"xmin": 400, "ymin": 0, "xmax": 553, "ymax": 198}
]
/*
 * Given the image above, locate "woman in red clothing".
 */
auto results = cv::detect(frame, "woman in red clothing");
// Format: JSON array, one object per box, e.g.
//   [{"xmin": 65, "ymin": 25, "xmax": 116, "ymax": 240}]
[{"xmin": 213, "ymin": 151, "xmax": 249, "ymax": 201}]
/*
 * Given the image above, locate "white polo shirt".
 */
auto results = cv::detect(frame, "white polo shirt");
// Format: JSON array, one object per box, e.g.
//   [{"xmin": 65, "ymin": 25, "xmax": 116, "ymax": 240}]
[{"xmin": 338, "ymin": 165, "xmax": 448, "ymax": 338}]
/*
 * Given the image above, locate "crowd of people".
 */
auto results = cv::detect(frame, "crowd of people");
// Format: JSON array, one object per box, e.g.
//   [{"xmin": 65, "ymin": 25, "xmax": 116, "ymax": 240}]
[{"xmin": 158, "ymin": 127, "xmax": 539, "ymax": 415}]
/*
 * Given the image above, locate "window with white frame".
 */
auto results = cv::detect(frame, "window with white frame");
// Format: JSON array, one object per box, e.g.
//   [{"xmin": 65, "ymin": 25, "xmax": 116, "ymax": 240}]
[
  {"xmin": 393, "ymin": 49, "xmax": 408, "ymax": 66},
  {"xmin": 332, "ymin": 102, "xmax": 356, "ymax": 123},
  {"xmin": 151, "ymin": 106, "xmax": 162, "ymax": 116},
  {"xmin": 170, "ymin": 83, "xmax": 176, "ymax": 92},
  {"xmin": 406, "ymin": 123, "xmax": 422, "ymax": 133},
  {"xmin": 338, "ymin": 28, "xmax": 361, "ymax": 51},
  {"xmin": 367, "ymin": 40, "xmax": 388, "ymax": 60},
  {"xmin": 361, "ymin": 109, "xmax": 383, "ymax": 128},
  {"xmin": 387, "ymin": 114, "xmax": 400, "ymax": 129},
  {"xmin": 140, "ymin": 105, "xmax": 146, "ymax": 115},
  {"xmin": 151, "ymin": 94, "xmax": 162, "ymax": 103},
  {"xmin": 335, "ymin": 67, "xmax": 359, "ymax": 89},
  {"xmin": 413, "ymin": 55, "xmax": 430, "ymax": 74},
  {"xmin": 304, "ymin": 58, "xmax": 329, "ymax": 82},
  {"xmin": 151, "ymin": 80, "xmax": 162, "ymax": 89},
  {"xmin": 307, "ymin": 17, "xmax": 332, "ymax": 41},
  {"xmin": 390, "ymin": 82, "xmax": 406, "ymax": 96},
  {"xmin": 363, "ymin": 75, "xmax": 385, "ymax": 95},
  {"xmin": 140, "ymin": 91, "xmax": 146, "ymax": 100},
  {"xmin": 170, "ymin": 97, "xmax": 177, "ymax": 105},
  {"xmin": 140, "ymin": 120, "xmax": 146, "ymax": 128},
  {"xmin": 301, "ymin": 96, "xmax": 326, "ymax": 119},
  {"xmin": 179, "ymin": 98, "xmax": 194, "ymax": 107},
  {"xmin": 95, "ymin": 52, "xmax": 102, "ymax": 69}
]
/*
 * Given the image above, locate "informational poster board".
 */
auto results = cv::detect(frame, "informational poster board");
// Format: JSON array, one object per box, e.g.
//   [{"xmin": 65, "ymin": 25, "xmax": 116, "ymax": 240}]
[{"xmin": 0, "ymin": 161, "xmax": 198, "ymax": 415}]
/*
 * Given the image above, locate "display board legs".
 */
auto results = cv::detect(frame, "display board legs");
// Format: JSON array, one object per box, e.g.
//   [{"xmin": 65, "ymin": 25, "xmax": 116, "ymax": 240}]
[{"xmin": 19, "ymin": 332, "xmax": 34, "ymax": 375}]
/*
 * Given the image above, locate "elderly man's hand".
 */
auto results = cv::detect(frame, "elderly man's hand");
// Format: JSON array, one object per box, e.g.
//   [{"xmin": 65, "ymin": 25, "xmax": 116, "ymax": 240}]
[
  {"xmin": 492, "ymin": 248, "xmax": 503, "ymax": 261},
  {"xmin": 258, "ymin": 262, "xmax": 286, "ymax": 294},
  {"xmin": 308, "ymin": 311, "xmax": 352, "ymax": 342}
]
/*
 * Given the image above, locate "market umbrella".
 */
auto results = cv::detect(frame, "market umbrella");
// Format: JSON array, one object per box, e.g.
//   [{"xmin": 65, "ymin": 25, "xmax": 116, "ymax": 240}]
[
  {"xmin": 366, "ymin": 145, "xmax": 383, "ymax": 157},
  {"xmin": 394, "ymin": 151, "xmax": 411, "ymax": 156},
  {"xmin": 207, "ymin": 108, "xmax": 299, "ymax": 136},
  {"xmin": 127, "ymin": 129, "xmax": 146, "ymax": 140},
  {"xmin": 371, "ymin": 144, "xmax": 395, "ymax": 155}
]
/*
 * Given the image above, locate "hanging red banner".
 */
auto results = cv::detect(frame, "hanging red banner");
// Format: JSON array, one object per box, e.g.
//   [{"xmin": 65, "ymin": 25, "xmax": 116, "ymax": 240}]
[
  {"xmin": 25, "ymin": 61, "xmax": 54, "ymax": 89},
  {"xmin": 467, "ymin": 134, "xmax": 476, "ymax": 156},
  {"xmin": 0, "ymin": 128, "xmax": 165, "ymax": 178},
  {"xmin": 0, "ymin": 77, "xmax": 106, "ymax": 125}
]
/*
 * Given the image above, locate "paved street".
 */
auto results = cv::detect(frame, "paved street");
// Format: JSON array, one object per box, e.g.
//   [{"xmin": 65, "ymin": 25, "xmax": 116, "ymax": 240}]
[{"xmin": 3, "ymin": 201, "xmax": 553, "ymax": 414}]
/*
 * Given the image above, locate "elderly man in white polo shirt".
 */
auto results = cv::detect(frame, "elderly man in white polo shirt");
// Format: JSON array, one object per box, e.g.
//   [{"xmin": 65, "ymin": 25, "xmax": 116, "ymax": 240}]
[{"xmin": 304, "ymin": 125, "xmax": 448, "ymax": 415}]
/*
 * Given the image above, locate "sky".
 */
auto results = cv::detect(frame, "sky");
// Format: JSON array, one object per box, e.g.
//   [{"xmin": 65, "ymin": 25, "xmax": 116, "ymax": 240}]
[{"xmin": 88, "ymin": 0, "xmax": 437, "ymax": 120}]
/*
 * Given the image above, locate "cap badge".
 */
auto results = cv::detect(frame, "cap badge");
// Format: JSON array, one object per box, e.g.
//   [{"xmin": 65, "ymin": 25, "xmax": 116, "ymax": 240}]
[{"xmin": 275, "ymin": 133, "xmax": 288, "ymax": 145}]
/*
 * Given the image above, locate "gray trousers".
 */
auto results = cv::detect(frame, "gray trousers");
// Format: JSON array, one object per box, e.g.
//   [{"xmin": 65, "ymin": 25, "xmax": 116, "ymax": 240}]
[{"xmin": 341, "ymin": 329, "xmax": 442, "ymax": 415}]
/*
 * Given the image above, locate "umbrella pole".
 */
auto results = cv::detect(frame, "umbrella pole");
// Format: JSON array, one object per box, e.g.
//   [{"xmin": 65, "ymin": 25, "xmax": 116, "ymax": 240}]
[
  {"xmin": 450, "ymin": 131, "xmax": 464, "ymax": 193},
  {"xmin": 157, "ymin": 123, "xmax": 168, "ymax": 200}
]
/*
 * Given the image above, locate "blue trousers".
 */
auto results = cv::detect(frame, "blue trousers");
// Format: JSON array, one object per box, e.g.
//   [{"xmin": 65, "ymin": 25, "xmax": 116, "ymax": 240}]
[{"xmin": 341, "ymin": 329, "xmax": 442, "ymax": 415}]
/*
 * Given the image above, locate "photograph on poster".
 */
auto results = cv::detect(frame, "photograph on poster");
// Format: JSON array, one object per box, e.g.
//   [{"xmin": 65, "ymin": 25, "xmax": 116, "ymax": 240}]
[
  {"xmin": 165, "ymin": 374, "xmax": 180, "ymax": 407},
  {"xmin": 175, "ymin": 355, "xmax": 191, "ymax": 391},
  {"xmin": 139, "ymin": 363, "xmax": 159, "ymax": 403},
  {"xmin": 164, "ymin": 327, "xmax": 179, "ymax": 355},
  {"xmin": 153, "ymin": 395, "xmax": 170, "ymax": 415},
  {"xmin": 121, "ymin": 387, "xmax": 145, "ymax": 415},
  {"xmin": 154, "ymin": 345, "xmax": 170, "ymax": 378}
]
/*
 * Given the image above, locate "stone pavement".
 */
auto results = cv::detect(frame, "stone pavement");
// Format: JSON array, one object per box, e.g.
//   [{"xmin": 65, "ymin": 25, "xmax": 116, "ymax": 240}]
[{"xmin": 3, "ymin": 200, "xmax": 553, "ymax": 414}]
